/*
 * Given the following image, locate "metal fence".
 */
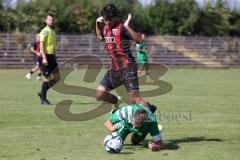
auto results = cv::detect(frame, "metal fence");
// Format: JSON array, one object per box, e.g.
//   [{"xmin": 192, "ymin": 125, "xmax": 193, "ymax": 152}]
[{"xmin": 0, "ymin": 33, "xmax": 239, "ymax": 68}]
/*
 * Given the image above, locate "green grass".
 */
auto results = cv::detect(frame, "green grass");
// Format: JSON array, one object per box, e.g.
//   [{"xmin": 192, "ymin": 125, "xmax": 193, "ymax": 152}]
[{"xmin": 0, "ymin": 68, "xmax": 239, "ymax": 160}]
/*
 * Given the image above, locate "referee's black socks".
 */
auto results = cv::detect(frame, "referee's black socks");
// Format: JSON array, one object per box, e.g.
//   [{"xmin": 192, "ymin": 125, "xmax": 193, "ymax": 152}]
[{"xmin": 41, "ymin": 81, "xmax": 50, "ymax": 100}]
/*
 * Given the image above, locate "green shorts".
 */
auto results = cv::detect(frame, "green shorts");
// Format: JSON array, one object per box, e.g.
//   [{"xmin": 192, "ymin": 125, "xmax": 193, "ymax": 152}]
[{"xmin": 137, "ymin": 56, "xmax": 148, "ymax": 64}]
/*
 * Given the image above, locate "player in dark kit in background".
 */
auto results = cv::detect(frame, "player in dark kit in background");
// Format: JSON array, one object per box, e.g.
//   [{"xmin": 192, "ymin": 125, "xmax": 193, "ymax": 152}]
[
  {"xmin": 95, "ymin": 4, "xmax": 156, "ymax": 113},
  {"xmin": 25, "ymin": 33, "xmax": 42, "ymax": 81}
]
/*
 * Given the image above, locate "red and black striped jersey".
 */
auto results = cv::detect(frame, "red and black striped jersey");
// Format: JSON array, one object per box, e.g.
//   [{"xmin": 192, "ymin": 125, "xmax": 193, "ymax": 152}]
[
  {"xmin": 31, "ymin": 40, "xmax": 40, "ymax": 56},
  {"xmin": 102, "ymin": 22, "xmax": 136, "ymax": 70}
]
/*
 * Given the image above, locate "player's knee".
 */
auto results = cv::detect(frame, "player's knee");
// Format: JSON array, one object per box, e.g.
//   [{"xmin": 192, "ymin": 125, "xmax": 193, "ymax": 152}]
[
  {"xmin": 96, "ymin": 90, "xmax": 104, "ymax": 101},
  {"xmin": 96, "ymin": 86, "xmax": 108, "ymax": 101},
  {"xmin": 96, "ymin": 95, "xmax": 102, "ymax": 101}
]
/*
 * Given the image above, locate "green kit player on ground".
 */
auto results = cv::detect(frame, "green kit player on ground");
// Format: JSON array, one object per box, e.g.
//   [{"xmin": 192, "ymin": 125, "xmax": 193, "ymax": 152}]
[{"xmin": 104, "ymin": 100, "xmax": 164, "ymax": 151}]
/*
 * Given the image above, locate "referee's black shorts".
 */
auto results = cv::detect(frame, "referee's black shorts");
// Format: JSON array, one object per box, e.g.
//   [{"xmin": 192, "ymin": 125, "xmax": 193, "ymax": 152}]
[{"xmin": 42, "ymin": 54, "xmax": 58, "ymax": 77}]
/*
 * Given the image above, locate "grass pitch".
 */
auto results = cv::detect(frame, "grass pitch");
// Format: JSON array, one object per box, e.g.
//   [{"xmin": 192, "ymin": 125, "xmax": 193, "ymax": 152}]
[{"xmin": 0, "ymin": 68, "xmax": 239, "ymax": 160}]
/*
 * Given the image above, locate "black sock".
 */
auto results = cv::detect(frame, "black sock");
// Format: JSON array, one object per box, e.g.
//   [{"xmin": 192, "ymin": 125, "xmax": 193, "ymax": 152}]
[
  {"xmin": 30, "ymin": 70, "xmax": 34, "ymax": 74},
  {"xmin": 96, "ymin": 91, "xmax": 118, "ymax": 104},
  {"xmin": 106, "ymin": 93, "xmax": 118, "ymax": 104},
  {"xmin": 41, "ymin": 82, "xmax": 50, "ymax": 100},
  {"xmin": 38, "ymin": 73, "xmax": 42, "ymax": 77}
]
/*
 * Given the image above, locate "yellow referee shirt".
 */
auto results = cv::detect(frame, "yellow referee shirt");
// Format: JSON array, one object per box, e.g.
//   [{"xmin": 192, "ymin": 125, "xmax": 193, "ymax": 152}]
[{"xmin": 40, "ymin": 26, "xmax": 56, "ymax": 54}]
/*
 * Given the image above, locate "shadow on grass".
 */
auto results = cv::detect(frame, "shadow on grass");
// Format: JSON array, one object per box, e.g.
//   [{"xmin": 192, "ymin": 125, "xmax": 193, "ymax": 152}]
[
  {"xmin": 124, "ymin": 136, "xmax": 223, "ymax": 151},
  {"xmin": 165, "ymin": 136, "xmax": 224, "ymax": 150},
  {"xmin": 70, "ymin": 102, "xmax": 97, "ymax": 105},
  {"xmin": 118, "ymin": 152, "xmax": 134, "ymax": 154}
]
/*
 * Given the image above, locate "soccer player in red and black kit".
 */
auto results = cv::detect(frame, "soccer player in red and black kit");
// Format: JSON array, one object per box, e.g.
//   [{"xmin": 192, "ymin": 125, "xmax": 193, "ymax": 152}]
[
  {"xmin": 95, "ymin": 4, "xmax": 156, "ymax": 113},
  {"xmin": 25, "ymin": 34, "xmax": 42, "ymax": 81}
]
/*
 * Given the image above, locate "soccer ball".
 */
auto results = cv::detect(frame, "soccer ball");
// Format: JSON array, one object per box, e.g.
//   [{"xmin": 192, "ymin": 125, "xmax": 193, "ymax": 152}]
[{"xmin": 103, "ymin": 134, "xmax": 123, "ymax": 153}]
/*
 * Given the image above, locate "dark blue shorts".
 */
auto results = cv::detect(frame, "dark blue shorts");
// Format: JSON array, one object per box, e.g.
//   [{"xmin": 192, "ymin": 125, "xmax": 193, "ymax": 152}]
[
  {"xmin": 100, "ymin": 64, "xmax": 139, "ymax": 92},
  {"xmin": 32, "ymin": 54, "xmax": 42, "ymax": 66}
]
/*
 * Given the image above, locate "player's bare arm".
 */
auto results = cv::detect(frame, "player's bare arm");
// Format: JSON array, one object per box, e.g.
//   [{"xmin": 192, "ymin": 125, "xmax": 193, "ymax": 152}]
[
  {"xmin": 124, "ymin": 13, "xmax": 143, "ymax": 44},
  {"xmin": 96, "ymin": 16, "xmax": 104, "ymax": 41},
  {"xmin": 104, "ymin": 120, "xmax": 118, "ymax": 132}
]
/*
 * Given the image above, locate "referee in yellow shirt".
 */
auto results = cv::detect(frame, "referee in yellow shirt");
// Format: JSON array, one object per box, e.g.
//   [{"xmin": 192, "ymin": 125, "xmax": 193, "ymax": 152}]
[{"xmin": 38, "ymin": 13, "xmax": 60, "ymax": 105}]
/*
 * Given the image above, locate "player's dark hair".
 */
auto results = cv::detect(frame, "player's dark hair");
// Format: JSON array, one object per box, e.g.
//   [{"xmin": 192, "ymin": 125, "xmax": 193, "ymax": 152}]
[
  {"xmin": 101, "ymin": 4, "xmax": 118, "ymax": 20},
  {"xmin": 45, "ymin": 13, "xmax": 54, "ymax": 19},
  {"xmin": 134, "ymin": 110, "xmax": 147, "ymax": 126}
]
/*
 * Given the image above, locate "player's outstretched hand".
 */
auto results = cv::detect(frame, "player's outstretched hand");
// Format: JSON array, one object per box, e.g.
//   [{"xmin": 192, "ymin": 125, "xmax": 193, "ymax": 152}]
[
  {"xmin": 148, "ymin": 142, "xmax": 160, "ymax": 151},
  {"xmin": 124, "ymin": 13, "xmax": 132, "ymax": 28},
  {"xmin": 96, "ymin": 16, "xmax": 104, "ymax": 23}
]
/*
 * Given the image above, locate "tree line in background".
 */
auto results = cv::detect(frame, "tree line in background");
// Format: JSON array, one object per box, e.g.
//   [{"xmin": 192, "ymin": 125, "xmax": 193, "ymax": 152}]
[{"xmin": 0, "ymin": 0, "xmax": 240, "ymax": 36}]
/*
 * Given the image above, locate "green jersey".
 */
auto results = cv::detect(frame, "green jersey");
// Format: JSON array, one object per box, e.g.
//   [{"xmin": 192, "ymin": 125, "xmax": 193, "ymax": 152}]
[
  {"xmin": 40, "ymin": 26, "xmax": 56, "ymax": 54},
  {"xmin": 109, "ymin": 104, "xmax": 160, "ymax": 141},
  {"xmin": 136, "ymin": 43, "xmax": 148, "ymax": 64}
]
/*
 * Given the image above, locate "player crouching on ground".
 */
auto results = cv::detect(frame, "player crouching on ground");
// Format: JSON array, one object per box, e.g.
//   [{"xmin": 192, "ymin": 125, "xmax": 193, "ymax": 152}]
[{"xmin": 104, "ymin": 100, "xmax": 164, "ymax": 151}]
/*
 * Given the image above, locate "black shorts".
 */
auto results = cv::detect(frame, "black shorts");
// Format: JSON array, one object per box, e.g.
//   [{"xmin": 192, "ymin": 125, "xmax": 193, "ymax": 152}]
[
  {"xmin": 42, "ymin": 54, "xmax": 58, "ymax": 77},
  {"xmin": 32, "ymin": 54, "xmax": 42, "ymax": 67},
  {"xmin": 100, "ymin": 64, "xmax": 139, "ymax": 92}
]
